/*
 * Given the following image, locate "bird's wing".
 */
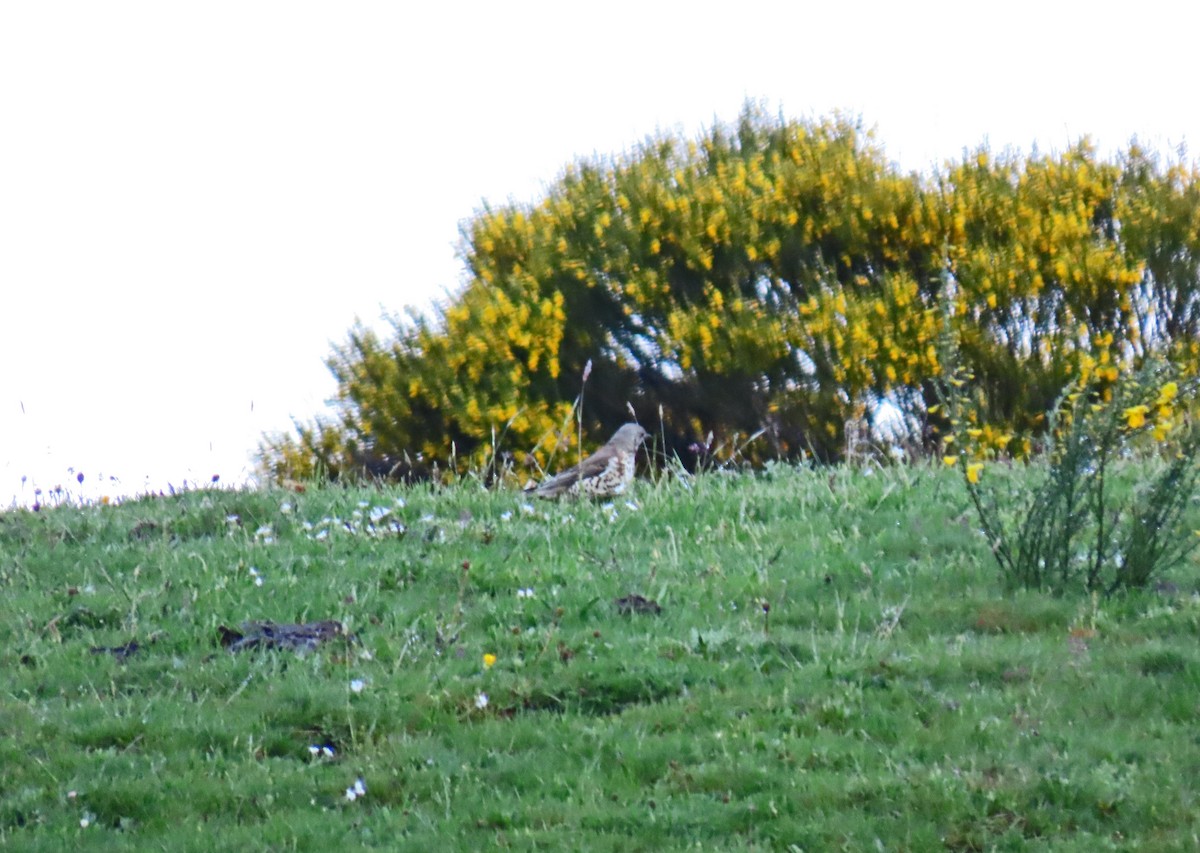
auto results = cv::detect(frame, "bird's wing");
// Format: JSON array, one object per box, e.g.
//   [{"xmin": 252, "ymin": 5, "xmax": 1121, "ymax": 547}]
[{"xmin": 533, "ymin": 447, "xmax": 615, "ymax": 497}]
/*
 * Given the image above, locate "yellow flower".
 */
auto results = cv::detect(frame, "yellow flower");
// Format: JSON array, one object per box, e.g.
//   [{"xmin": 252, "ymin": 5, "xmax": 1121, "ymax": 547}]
[
  {"xmin": 1122, "ymin": 405, "xmax": 1149, "ymax": 430},
  {"xmin": 942, "ymin": 455, "xmax": 959, "ymax": 467},
  {"xmin": 483, "ymin": 653, "xmax": 497, "ymax": 669},
  {"xmin": 1156, "ymin": 381, "xmax": 1178, "ymax": 406},
  {"xmin": 966, "ymin": 462, "xmax": 984, "ymax": 484}
]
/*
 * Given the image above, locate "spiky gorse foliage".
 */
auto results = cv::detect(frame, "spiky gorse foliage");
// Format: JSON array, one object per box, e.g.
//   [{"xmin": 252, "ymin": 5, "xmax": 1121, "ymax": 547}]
[
  {"xmin": 940, "ymin": 346, "xmax": 1200, "ymax": 595},
  {"xmin": 260, "ymin": 106, "xmax": 1200, "ymax": 482}
]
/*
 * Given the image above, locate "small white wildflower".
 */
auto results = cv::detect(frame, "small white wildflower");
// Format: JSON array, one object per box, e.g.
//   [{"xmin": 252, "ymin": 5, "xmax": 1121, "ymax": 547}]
[
  {"xmin": 350, "ymin": 679, "xmax": 365, "ymax": 694},
  {"xmin": 358, "ymin": 648, "xmax": 374, "ymax": 661},
  {"xmin": 395, "ymin": 496, "xmax": 407, "ymax": 508},
  {"xmin": 600, "ymin": 502, "xmax": 615, "ymax": 512},
  {"xmin": 519, "ymin": 502, "xmax": 535, "ymax": 515},
  {"xmin": 369, "ymin": 505, "xmax": 390, "ymax": 523},
  {"xmin": 280, "ymin": 501, "xmax": 293, "ymax": 514},
  {"xmin": 308, "ymin": 745, "xmax": 321, "ymax": 756},
  {"xmin": 225, "ymin": 514, "xmax": 240, "ymax": 524},
  {"xmin": 255, "ymin": 524, "xmax": 273, "ymax": 537},
  {"xmin": 420, "ymin": 513, "xmax": 435, "ymax": 523},
  {"xmin": 624, "ymin": 500, "xmax": 640, "ymax": 511},
  {"xmin": 301, "ymin": 520, "xmax": 314, "ymax": 531},
  {"xmin": 475, "ymin": 692, "xmax": 489, "ymax": 710},
  {"xmin": 354, "ymin": 778, "xmax": 366, "ymax": 796},
  {"xmin": 314, "ymin": 529, "xmax": 329, "ymax": 541},
  {"xmin": 67, "ymin": 790, "xmax": 77, "ymax": 800},
  {"xmin": 499, "ymin": 510, "xmax": 513, "ymax": 521},
  {"xmin": 358, "ymin": 500, "xmax": 370, "ymax": 508},
  {"xmin": 323, "ymin": 746, "xmax": 335, "ymax": 758},
  {"xmin": 80, "ymin": 812, "xmax": 95, "ymax": 828},
  {"xmin": 517, "ymin": 587, "xmax": 535, "ymax": 599}
]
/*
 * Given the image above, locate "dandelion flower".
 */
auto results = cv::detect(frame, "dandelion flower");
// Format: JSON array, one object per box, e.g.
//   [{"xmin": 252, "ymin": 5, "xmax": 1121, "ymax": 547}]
[
  {"xmin": 966, "ymin": 462, "xmax": 984, "ymax": 484},
  {"xmin": 483, "ymin": 654, "xmax": 497, "ymax": 669},
  {"xmin": 1156, "ymin": 381, "xmax": 1178, "ymax": 406},
  {"xmin": 942, "ymin": 455, "xmax": 959, "ymax": 467}
]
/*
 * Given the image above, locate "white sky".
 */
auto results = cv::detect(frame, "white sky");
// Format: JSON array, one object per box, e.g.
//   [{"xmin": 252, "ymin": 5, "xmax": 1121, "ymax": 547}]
[{"xmin": 2, "ymin": 1, "xmax": 1197, "ymax": 506}]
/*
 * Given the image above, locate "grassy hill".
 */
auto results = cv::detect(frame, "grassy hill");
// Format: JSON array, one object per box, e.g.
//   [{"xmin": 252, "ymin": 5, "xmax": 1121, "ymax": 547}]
[{"xmin": 2, "ymin": 464, "xmax": 1198, "ymax": 850}]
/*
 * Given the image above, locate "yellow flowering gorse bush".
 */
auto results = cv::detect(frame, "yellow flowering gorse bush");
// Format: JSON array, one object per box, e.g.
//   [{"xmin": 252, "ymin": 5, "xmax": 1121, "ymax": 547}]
[{"xmin": 260, "ymin": 106, "xmax": 1200, "ymax": 482}]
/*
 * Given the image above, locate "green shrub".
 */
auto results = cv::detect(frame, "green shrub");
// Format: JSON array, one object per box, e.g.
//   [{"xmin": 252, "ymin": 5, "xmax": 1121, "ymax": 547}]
[{"xmin": 941, "ymin": 355, "xmax": 1200, "ymax": 594}]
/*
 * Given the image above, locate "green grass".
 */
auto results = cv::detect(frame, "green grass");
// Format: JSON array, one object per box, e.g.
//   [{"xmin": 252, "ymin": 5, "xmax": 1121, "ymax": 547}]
[{"xmin": 2, "ymin": 463, "xmax": 1198, "ymax": 851}]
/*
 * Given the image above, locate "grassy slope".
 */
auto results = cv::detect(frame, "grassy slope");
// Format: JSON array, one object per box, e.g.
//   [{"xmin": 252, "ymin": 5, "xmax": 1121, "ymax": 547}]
[{"xmin": 1, "ymin": 464, "xmax": 1198, "ymax": 851}]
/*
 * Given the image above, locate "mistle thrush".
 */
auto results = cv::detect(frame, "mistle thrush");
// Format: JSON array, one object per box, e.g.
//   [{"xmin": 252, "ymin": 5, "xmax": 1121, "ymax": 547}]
[{"xmin": 528, "ymin": 423, "xmax": 648, "ymax": 498}]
